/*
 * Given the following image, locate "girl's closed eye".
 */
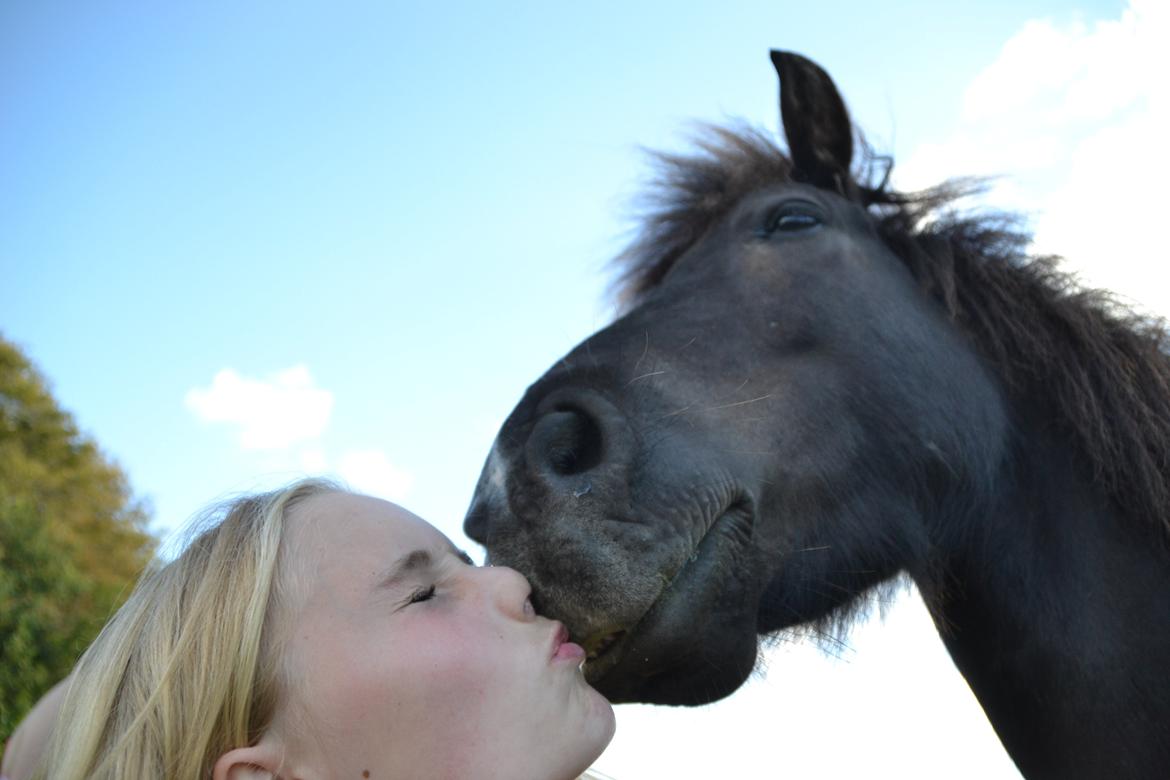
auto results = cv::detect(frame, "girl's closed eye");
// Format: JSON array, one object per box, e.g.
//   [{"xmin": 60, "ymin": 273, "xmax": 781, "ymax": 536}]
[{"xmin": 407, "ymin": 584, "xmax": 436, "ymax": 605}]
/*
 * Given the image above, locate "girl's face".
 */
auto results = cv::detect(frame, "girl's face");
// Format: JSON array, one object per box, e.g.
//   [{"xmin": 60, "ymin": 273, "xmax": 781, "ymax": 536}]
[{"xmin": 273, "ymin": 493, "xmax": 614, "ymax": 779}]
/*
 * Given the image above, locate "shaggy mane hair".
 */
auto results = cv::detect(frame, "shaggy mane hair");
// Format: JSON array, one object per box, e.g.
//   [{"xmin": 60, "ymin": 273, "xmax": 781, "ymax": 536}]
[{"xmin": 612, "ymin": 123, "xmax": 1170, "ymax": 539}]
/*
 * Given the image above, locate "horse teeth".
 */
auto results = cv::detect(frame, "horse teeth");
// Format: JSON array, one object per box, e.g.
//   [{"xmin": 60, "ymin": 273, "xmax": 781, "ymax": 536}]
[{"xmin": 583, "ymin": 629, "xmax": 626, "ymax": 663}]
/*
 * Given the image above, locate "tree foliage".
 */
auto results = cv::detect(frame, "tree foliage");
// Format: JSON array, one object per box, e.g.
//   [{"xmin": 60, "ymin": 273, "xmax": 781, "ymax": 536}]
[{"xmin": 0, "ymin": 334, "xmax": 155, "ymax": 743}]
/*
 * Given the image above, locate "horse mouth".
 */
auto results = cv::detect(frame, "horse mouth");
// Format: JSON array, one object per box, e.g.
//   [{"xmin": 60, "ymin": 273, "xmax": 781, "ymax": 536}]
[
  {"xmin": 583, "ymin": 630, "xmax": 626, "ymax": 661},
  {"xmin": 578, "ymin": 498, "xmax": 754, "ymax": 687}
]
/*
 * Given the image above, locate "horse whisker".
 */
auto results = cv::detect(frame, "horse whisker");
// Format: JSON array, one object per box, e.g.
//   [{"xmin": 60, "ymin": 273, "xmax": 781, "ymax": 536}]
[
  {"xmin": 632, "ymin": 331, "xmax": 650, "ymax": 374},
  {"xmin": 704, "ymin": 394, "xmax": 773, "ymax": 410},
  {"xmin": 626, "ymin": 370, "xmax": 667, "ymax": 386},
  {"xmin": 716, "ymin": 449, "xmax": 777, "ymax": 456},
  {"xmin": 659, "ymin": 402, "xmax": 696, "ymax": 419}
]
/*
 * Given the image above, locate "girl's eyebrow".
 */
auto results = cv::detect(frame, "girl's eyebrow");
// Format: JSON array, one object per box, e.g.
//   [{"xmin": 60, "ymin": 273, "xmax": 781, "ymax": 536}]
[
  {"xmin": 376, "ymin": 549, "xmax": 435, "ymax": 592},
  {"xmin": 376, "ymin": 546, "xmax": 474, "ymax": 592}
]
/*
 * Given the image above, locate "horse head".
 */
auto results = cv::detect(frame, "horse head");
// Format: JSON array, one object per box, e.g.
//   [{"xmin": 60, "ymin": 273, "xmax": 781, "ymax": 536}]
[{"xmin": 464, "ymin": 52, "xmax": 1007, "ymax": 705}]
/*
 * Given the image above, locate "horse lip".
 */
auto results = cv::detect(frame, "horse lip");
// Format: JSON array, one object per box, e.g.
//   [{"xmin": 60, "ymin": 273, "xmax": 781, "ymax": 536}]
[
  {"xmin": 583, "ymin": 629, "xmax": 633, "ymax": 683},
  {"xmin": 582, "ymin": 497, "xmax": 754, "ymax": 686}
]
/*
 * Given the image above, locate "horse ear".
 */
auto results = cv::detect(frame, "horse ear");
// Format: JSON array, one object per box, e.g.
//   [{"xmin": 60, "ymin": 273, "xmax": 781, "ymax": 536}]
[{"xmin": 770, "ymin": 50, "xmax": 855, "ymax": 195}]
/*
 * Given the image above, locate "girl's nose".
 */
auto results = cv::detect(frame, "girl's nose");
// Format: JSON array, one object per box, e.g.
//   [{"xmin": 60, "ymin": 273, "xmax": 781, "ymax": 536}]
[{"xmin": 483, "ymin": 563, "xmax": 536, "ymax": 621}]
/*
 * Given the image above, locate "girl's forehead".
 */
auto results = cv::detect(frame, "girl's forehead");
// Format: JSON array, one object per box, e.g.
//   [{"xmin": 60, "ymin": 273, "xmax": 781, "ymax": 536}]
[
  {"xmin": 282, "ymin": 494, "xmax": 440, "ymax": 610},
  {"xmin": 290, "ymin": 493, "xmax": 448, "ymax": 562}
]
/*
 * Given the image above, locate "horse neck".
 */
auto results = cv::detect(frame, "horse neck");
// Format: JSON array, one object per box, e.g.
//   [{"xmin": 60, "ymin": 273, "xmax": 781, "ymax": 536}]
[{"xmin": 921, "ymin": 412, "xmax": 1170, "ymax": 779}]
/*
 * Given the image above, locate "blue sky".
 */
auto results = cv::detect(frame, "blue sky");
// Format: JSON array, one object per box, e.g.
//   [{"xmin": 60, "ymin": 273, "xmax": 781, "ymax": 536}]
[{"xmin": 2, "ymin": 1, "xmax": 1161, "ymax": 777}]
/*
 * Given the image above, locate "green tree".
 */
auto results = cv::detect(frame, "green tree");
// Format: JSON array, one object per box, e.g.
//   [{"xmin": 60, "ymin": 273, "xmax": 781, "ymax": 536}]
[{"xmin": 0, "ymin": 334, "xmax": 155, "ymax": 743}]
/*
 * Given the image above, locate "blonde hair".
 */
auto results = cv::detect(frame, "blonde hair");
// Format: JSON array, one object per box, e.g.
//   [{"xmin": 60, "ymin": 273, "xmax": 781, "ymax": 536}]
[{"xmin": 37, "ymin": 478, "xmax": 339, "ymax": 780}]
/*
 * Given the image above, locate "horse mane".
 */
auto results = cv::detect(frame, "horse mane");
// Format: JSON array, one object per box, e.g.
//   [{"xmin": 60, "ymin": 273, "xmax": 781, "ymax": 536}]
[{"xmin": 612, "ymin": 123, "xmax": 1170, "ymax": 539}]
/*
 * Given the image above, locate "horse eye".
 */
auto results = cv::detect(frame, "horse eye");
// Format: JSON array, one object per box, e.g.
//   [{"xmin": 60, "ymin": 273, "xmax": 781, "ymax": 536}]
[{"xmin": 762, "ymin": 203, "xmax": 823, "ymax": 235}]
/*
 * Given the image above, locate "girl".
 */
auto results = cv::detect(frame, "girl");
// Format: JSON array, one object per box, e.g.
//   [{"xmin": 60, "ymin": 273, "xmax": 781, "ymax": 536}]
[{"xmin": 11, "ymin": 479, "xmax": 614, "ymax": 779}]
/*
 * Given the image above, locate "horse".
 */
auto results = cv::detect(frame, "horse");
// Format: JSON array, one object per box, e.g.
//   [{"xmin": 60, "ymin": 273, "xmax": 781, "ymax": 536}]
[{"xmin": 463, "ymin": 51, "xmax": 1170, "ymax": 779}]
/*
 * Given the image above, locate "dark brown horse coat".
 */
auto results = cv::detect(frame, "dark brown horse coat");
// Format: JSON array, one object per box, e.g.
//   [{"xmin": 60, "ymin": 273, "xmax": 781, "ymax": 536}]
[{"xmin": 466, "ymin": 52, "xmax": 1170, "ymax": 779}]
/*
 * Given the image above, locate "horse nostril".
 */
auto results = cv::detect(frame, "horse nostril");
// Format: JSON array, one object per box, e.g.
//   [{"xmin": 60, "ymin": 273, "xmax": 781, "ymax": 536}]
[{"xmin": 528, "ymin": 407, "xmax": 603, "ymax": 478}]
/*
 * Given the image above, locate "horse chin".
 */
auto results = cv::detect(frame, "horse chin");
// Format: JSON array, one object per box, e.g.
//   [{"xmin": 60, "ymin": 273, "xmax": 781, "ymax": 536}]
[{"xmin": 583, "ymin": 502, "xmax": 759, "ymax": 704}]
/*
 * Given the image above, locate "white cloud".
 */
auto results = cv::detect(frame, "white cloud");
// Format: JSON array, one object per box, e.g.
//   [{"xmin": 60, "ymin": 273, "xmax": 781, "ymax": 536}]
[
  {"xmin": 240, "ymin": 446, "xmax": 414, "ymax": 504},
  {"xmin": 337, "ymin": 449, "xmax": 415, "ymax": 501},
  {"xmin": 895, "ymin": 0, "xmax": 1170, "ymax": 317},
  {"xmin": 185, "ymin": 365, "xmax": 334, "ymax": 450},
  {"xmin": 298, "ymin": 447, "xmax": 329, "ymax": 473},
  {"xmin": 960, "ymin": 3, "xmax": 1160, "ymax": 127}
]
